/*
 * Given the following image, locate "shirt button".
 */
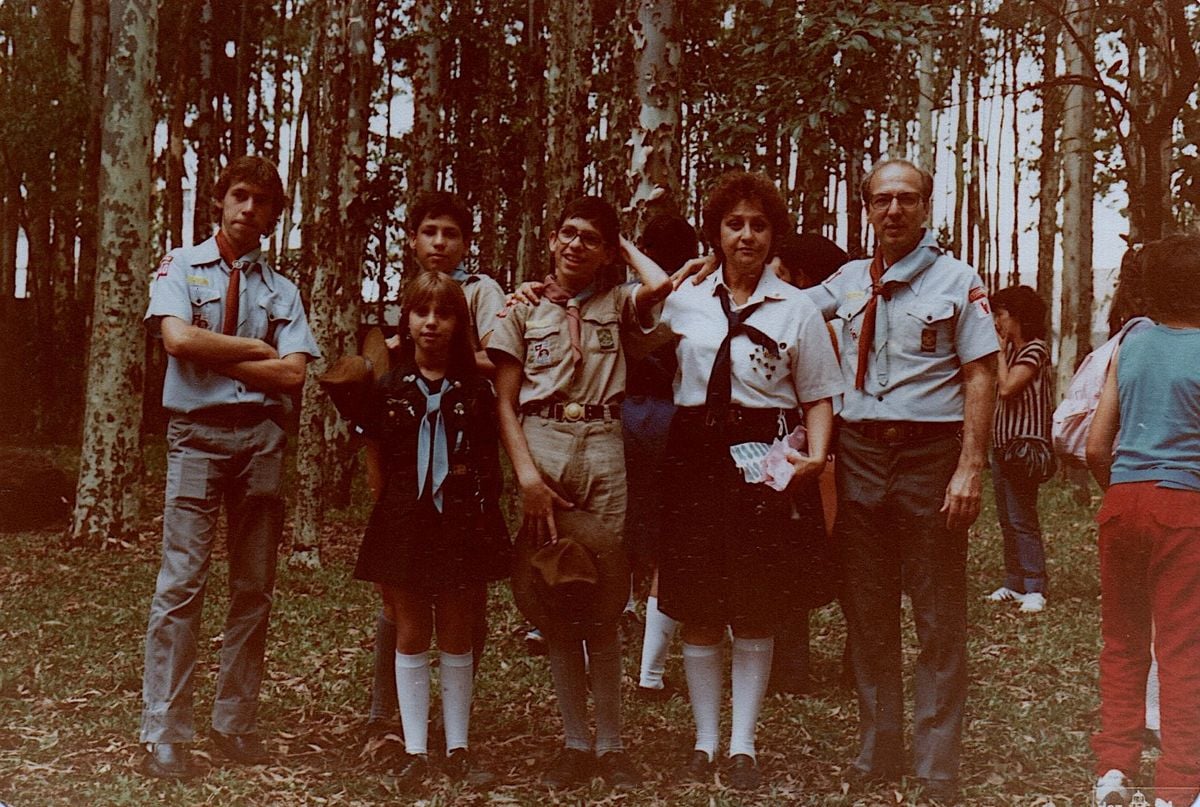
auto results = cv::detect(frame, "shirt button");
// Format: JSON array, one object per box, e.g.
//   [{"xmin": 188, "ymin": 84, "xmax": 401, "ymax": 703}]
[
  {"xmin": 877, "ymin": 395, "xmax": 884, "ymax": 402},
  {"xmin": 237, "ymin": 383, "xmax": 245, "ymax": 393}
]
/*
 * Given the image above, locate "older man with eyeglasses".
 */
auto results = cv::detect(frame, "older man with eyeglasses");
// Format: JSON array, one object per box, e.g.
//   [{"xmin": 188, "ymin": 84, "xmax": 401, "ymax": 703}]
[{"xmin": 800, "ymin": 158, "xmax": 998, "ymax": 803}]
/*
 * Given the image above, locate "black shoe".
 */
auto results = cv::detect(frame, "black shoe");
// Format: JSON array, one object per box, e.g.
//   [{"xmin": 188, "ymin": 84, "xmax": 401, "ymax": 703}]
[
  {"xmin": 444, "ymin": 748, "xmax": 497, "ymax": 787},
  {"xmin": 540, "ymin": 747, "xmax": 593, "ymax": 789},
  {"xmin": 726, "ymin": 754, "xmax": 761, "ymax": 790},
  {"xmin": 138, "ymin": 742, "xmax": 198, "ymax": 780},
  {"xmin": 917, "ymin": 777, "xmax": 960, "ymax": 805},
  {"xmin": 677, "ymin": 750, "xmax": 714, "ymax": 784},
  {"xmin": 209, "ymin": 730, "xmax": 271, "ymax": 765},
  {"xmin": 394, "ymin": 752, "xmax": 433, "ymax": 788},
  {"xmin": 597, "ymin": 751, "xmax": 640, "ymax": 791},
  {"xmin": 636, "ymin": 675, "xmax": 683, "ymax": 702}
]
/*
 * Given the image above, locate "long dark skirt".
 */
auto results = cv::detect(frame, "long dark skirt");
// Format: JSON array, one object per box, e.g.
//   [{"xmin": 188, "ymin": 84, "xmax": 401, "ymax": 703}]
[{"xmin": 656, "ymin": 407, "xmax": 827, "ymax": 634}]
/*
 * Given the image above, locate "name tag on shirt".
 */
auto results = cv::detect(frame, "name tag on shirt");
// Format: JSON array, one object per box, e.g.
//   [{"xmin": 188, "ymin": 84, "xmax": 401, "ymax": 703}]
[{"xmin": 187, "ymin": 275, "xmax": 210, "ymax": 286}]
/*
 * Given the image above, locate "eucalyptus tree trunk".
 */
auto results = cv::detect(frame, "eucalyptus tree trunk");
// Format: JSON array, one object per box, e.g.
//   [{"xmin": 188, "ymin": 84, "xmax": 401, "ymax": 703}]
[
  {"xmin": 192, "ymin": 0, "xmax": 217, "ymax": 244},
  {"xmin": 1036, "ymin": 14, "xmax": 1061, "ymax": 313},
  {"xmin": 409, "ymin": 0, "xmax": 442, "ymax": 210},
  {"xmin": 1058, "ymin": 0, "xmax": 1095, "ymax": 394},
  {"xmin": 916, "ymin": 32, "xmax": 936, "ymax": 175},
  {"xmin": 517, "ymin": 0, "xmax": 547, "ymax": 284},
  {"xmin": 629, "ymin": 0, "xmax": 681, "ymax": 230},
  {"xmin": 290, "ymin": 0, "xmax": 375, "ymax": 567},
  {"xmin": 70, "ymin": 0, "xmax": 156, "ymax": 548},
  {"xmin": 545, "ymin": 0, "xmax": 592, "ymax": 208},
  {"xmin": 1123, "ymin": 1, "xmax": 1199, "ymax": 241}
]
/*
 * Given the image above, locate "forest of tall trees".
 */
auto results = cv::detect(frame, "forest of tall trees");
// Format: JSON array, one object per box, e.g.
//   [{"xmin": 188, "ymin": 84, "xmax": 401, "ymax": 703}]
[{"xmin": 1, "ymin": 0, "xmax": 1198, "ymax": 550}]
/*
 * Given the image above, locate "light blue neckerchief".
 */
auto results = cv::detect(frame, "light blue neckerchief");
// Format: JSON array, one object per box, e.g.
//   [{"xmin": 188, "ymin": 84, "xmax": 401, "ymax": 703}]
[
  {"xmin": 450, "ymin": 264, "xmax": 470, "ymax": 283},
  {"xmin": 415, "ymin": 376, "xmax": 449, "ymax": 513}
]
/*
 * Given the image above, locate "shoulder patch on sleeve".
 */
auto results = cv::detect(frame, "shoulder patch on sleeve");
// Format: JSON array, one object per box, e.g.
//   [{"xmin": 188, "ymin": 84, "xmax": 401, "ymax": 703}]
[
  {"xmin": 154, "ymin": 254, "xmax": 173, "ymax": 278},
  {"xmin": 968, "ymin": 286, "xmax": 990, "ymax": 316}
]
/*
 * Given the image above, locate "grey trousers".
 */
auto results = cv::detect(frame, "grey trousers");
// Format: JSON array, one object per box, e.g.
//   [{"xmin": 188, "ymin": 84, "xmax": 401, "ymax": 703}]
[
  {"xmin": 140, "ymin": 415, "xmax": 285, "ymax": 743},
  {"xmin": 836, "ymin": 428, "xmax": 967, "ymax": 784}
]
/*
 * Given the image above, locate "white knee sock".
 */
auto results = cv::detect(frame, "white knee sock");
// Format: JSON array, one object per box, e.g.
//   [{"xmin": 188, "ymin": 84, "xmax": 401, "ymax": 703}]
[
  {"xmin": 683, "ymin": 642, "xmax": 722, "ymax": 761},
  {"xmin": 729, "ymin": 636, "xmax": 773, "ymax": 760},
  {"xmin": 440, "ymin": 651, "xmax": 474, "ymax": 752},
  {"xmin": 639, "ymin": 596, "xmax": 680, "ymax": 689},
  {"xmin": 394, "ymin": 650, "xmax": 430, "ymax": 755}
]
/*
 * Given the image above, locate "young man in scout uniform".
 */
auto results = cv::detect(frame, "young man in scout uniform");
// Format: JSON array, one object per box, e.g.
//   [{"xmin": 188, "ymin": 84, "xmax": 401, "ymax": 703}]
[
  {"xmin": 139, "ymin": 155, "xmax": 319, "ymax": 779},
  {"xmin": 801, "ymin": 159, "xmax": 997, "ymax": 802},
  {"xmin": 366, "ymin": 191, "xmax": 507, "ymax": 731}
]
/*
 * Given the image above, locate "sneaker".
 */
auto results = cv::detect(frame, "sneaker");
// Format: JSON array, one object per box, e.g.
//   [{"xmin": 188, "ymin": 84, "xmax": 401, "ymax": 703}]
[
  {"xmin": 443, "ymin": 748, "xmax": 496, "ymax": 787},
  {"xmin": 524, "ymin": 627, "xmax": 548, "ymax": 656},
  {"xmin": 1095, "ymin": 768, "xmax": 1131, "ymax": 806},
  {"xmin": 986, "ymin": 586, "xmax": 1023, "ymax": 602},
  {"xmin": 1020, "ymin": 592, "xmax": 1047, "ymax": 613},
  {"xmin": 597, "ymin": 750, "xmax": 640, "ymax": 791},
  {"xmin": 725, "ymin": 754, "xmax": 761, "ymax": 790},
  {"xmin": 541, "ymin": 747, "xmax": 592, "ymax": 789}
]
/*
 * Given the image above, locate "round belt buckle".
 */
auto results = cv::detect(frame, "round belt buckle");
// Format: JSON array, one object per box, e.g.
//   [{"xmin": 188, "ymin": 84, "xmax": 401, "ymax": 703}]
[
  {"xmin": 563, "ymin": 402, "xmax": 584, "ymax": 421},
  {"xmin": 883, "ymin": 425, "xmax": 900, "ymax": 442}
]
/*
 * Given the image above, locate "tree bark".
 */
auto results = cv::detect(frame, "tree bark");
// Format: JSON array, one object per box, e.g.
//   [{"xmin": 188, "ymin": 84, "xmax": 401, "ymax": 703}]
[
  {"xmin": 1036, "ymin": 12, "xmax": 1061, "ymax": 312},
  {"xmin": 290, "ymin": 0, "xmax": 375, "ymax": 566},
  {"xmin": 517, "ymin": 0, "xmax": 547, "ymax": 284},
  {"xmin": 1058, "ymin": 0, "xmax": 1095, "ymax": 394},
  {"xmin": 629, "ymin": 0, "xmax": 682, "ymax": 231},
  {"xmin": 409, "ymin": 0, "xmax": 442, "ymax": 210},
  {"xmin": 70, "ymin": 0, "xmax": 157, "ymax": 548},
  {"xmin": 192, "ymin": 0, "xmax": 217, "ymax": 244},
  {"xmin": 544, "ymin": 0, "xmax": 592, "ymax": 208}
]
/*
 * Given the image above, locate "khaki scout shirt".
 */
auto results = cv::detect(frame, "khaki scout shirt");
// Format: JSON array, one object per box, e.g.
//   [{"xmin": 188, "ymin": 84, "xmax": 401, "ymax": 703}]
[
  {"xmin": 487, "ymin": 284, "xmax": 641, "ymax": 408},
  {"xmin": 460, "ymin": 273, "xmax": 506, "ymax": 346}
]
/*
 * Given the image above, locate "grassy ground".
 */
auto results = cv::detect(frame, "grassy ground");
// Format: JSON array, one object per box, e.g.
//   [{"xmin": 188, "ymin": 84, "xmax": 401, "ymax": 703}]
[{"xmin": 0, "ymin": 443, "xmax": 1149, "ymax": 806}]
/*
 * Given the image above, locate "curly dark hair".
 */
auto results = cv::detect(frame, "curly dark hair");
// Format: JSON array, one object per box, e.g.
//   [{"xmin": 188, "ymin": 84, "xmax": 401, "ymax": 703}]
[
  {"xmin": 639, "ymin": 213, "xmax": 698, "ymax": 275},
  {"xmin": 553, "ymin": 196, "xmax": 622, "ymax": 291},
  {"xmin": 212, "ymin": 155, "xmax": 287, "ymax": 226},
  {"xmin": 1107, "ymin": 246, "xmax": 1149, "ymax": 337},
  {"xmin": 408, "ymin": 191, "xmax": 473, "ymax": 244},
  {"xmin": 701, "ymin": 172, "xmax": 791, "ymax": 263},
  {"xmin": 989, "ymin": 284, "xmax": 1047, "ymax": 340},
  {"xmin": 1140, "ymin": 234, "xmax": 1200, "ymax": 324}
]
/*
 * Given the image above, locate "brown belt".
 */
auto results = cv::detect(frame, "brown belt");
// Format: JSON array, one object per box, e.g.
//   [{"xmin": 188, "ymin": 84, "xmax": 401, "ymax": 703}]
[
  {"xmin": 521, "ymin": 402, "xmax": 621, "ymax": 422},
  {"xmin": 843, "ymin": 420, "xmax": 961, "ymax": 445}
]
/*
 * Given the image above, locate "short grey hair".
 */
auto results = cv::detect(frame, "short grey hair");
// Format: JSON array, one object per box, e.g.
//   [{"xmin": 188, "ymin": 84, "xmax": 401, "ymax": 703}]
[{"xmin": 860, "ymin": 158, "xmax": 934, "ymax": 205}]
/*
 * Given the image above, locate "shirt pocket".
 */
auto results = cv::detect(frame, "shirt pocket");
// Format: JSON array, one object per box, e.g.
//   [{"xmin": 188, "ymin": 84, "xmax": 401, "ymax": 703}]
[
  {"xmin": 903, "ymin": 301, "xmax": 956, "ymax": 355},
  {"xmin": 582, "ymin": 309, "xmax": 621, "ymax": 355},
  {"xmin": 524, "ymin": 323, "xmax": 562, "ymax": 373},
  {"xmin": 250, "ymin": 294, "xmax": 293, "ymax": 343},
  {"xmin": 188, "ymin": 286, "xmax": 223, "ymax": 331}
]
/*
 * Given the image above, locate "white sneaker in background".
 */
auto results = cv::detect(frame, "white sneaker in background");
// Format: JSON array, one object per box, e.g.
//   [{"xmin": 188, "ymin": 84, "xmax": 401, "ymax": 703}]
[
  {"xmin": 986, "ymin": 586, "xmax": 1022, "ymax": 602},
  {"xmin": 1095, "ymin": 768, "xmax": 1131, "ymax": 806},
  {"xmin": 1020, "ymin": 592, "xmax": 1047, "ymax": 613}
]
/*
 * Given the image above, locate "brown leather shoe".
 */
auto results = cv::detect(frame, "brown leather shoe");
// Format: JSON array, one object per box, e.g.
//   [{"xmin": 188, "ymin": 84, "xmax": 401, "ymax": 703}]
[
  {"xmin": 209, "ymin": 730, "xmax": 271, "ymax": 765},
  {"xmin": 138, "ymin": 742, "xmax": 198, "ymax": 779}
]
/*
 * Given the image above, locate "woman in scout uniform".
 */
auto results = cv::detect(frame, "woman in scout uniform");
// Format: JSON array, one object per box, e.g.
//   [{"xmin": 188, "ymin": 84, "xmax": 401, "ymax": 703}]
[
  {"xmin": 352, "ymin": 271, "xmax": 510, "ymax": 788},
  {"xmin": 488, "ymin": 196, "xmax": 671, "ymax": 792},
  {"xmin": 655, "ymin": 172, "xmax": 843, "ymax": 789}
]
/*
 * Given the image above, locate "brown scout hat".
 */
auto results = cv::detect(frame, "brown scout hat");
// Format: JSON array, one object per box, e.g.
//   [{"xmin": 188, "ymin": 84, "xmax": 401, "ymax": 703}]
[
  {"xmin": 318, "ymin": 327, "xmax": 390, "ymax": 422},
  {"xmin": 512, "ymin": 508, "xmax": 630, "ymax": 642}
]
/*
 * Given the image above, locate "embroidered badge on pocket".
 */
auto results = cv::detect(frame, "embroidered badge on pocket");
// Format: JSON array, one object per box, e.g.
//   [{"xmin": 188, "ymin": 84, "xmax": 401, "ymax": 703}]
[
  {"xmin": 530, "ymin": 341, "xmax": 554, "ymax": 367},
  {"xmin": 597, "ymin": 328, "xmax": 616, "ymax": 352},
  {"xmin": 921, "ymin": 328, "xmax": 937, "ymax": 353}
]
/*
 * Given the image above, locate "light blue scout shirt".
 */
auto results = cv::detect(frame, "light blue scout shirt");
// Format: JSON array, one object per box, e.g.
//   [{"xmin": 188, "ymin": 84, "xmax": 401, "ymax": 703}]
[
  {"xmin": 144, "ymin": 235, "xmax": 320, "ymax": 414},
  {"xmin": 660, "ymin": 267, "xmax": 844, "ymax": 409},
  {"xmin": 802, "ymin": 230, "xmax": 997, "ymax": 423}
]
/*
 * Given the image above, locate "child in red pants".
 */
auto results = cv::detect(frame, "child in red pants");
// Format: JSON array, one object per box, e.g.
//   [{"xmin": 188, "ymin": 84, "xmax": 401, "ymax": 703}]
[{"xmin": 1087, "ymin": 235, "xmax": 1200, "ymax": 807}]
